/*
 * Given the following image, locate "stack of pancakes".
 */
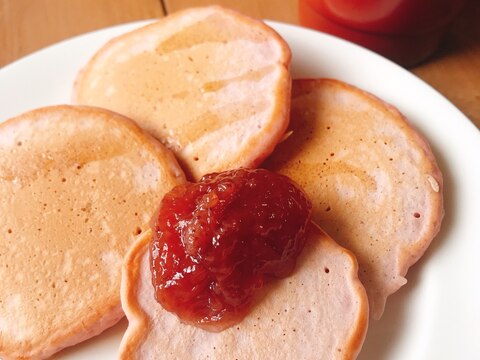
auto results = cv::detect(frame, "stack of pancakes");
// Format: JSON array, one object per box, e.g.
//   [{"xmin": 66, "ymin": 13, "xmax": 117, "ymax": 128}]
[{"xmin": 0, "ymin": 6, "xmax": 443, "ymax": 360}]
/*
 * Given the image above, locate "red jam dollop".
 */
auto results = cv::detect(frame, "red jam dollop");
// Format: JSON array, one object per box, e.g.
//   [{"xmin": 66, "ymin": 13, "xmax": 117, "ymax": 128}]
[{"xmin": 150, "ymin": 168, "xmax": 312, "ymax": 331}]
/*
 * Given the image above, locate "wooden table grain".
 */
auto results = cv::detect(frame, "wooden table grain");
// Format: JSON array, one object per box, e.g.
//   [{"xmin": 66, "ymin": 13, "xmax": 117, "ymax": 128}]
[{"xmin": 1, "ymin": 0, "xmax": 479, "ymax": 127}]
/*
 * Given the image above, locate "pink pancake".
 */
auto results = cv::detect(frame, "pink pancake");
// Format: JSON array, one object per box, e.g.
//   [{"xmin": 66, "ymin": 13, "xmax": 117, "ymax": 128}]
[
  {"xmin": 0, "ymin": 105, "xmax": 185, "ymax": 359},
  {"xmin": 119, "ymin": 225, "xmax": 368, "ymax": 359},
  {"xmin": 264, "ymin": 79, "xmax": 444, "ymax": 319},
  {"xmin": 73, "ymin": 6, "xmax": 291, "ymax": 180}
]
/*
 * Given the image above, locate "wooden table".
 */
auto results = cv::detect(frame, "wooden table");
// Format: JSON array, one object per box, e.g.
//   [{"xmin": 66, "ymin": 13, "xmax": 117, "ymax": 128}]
[{"xmin": 1, "ymin": 0, "xmax": 479, "ymax": 128}]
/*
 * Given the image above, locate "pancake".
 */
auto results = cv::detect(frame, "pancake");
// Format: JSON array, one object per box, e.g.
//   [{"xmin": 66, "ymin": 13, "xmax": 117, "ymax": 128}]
[
  {"xmin": 0, "ymin": 105, "xmax": 185, "ymax": 359},
  {"xmin": 119, "ymin": 225, "xmax": 368, "ymax": 359},
  {"xmin": 264, "ymin": 79, "xmax": 444, "ymax": 319},
  {"xmin": 73, "ymin": 6, "xmax": 291, "ymax": 181}
]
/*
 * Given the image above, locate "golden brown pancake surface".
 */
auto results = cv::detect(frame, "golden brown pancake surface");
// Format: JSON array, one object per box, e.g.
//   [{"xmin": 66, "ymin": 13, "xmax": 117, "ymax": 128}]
[
  {"xmin": 264, "ymin": 79, "xmax": 444, "ymax": 319},
  {"xmin": 0, "ymin": 105, "xmax": 185, "ymax": 359},
  {"xmin": 73, "ymin": 6, "xmax": 291, "ymax": 180}
]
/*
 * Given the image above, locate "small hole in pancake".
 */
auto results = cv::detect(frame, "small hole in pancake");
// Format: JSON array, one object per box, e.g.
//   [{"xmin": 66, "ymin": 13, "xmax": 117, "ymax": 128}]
[
  {"xmin": 414, "ymin": 212, "xmax": 421, "ymax": 218},
  {"xmin": 133, "ymin": 227, "xmax": 142, "ymax": 235},
  {"xmin": 194, "ymin": 156, "xmax": 199, "ymax": 161},
  {"xmin": 324, "ymin": 267, "xmax": 330, "ymax": 273},
  {"xmin": 17, "ymin": 141, "xmax": 22, "ymax": 146},
  {"xmin": 330, "ymin": 153, "xmax": 335, "ymax": 157},
  {"xmin": 61, "ymin": 178, "xmax": 66, "ymax": 182},
  {"xmin": 325, "ymin": 206, "xmax": 331, "ymax": 212},
  {"xmin": 7, "ymin": 229, "xmax": 12, "ymax": 234}
]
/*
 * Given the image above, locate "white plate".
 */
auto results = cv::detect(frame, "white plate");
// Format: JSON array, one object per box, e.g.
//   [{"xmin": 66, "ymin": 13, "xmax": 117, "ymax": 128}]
[{"xmin": 1, "ymin": 20, "xmax": 479, "ymax": 360}]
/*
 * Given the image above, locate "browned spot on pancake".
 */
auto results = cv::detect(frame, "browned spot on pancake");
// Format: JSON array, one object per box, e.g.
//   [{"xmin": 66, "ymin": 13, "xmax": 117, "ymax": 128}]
[
  {"xmin": 170, "ymin": 90, "xmax": 190, "ymax": 100},
  {"xmin": 268, "ymin": 157, "xmax": 376, "ymax": 194},
  {"xmin": 0, "ymin": 135, "xmax": 125, "ymax": 183},
  {"xmin": 200, "ymin": 66, "xmax": 273, "ymax": 93},
  {"xmin": 175, "ymin": 110, "xmax": 223, "ymax": 145},
  {"xmin": 174, "ymin": 97, "xmax": 269, "ymax": 146},
  {"xmin": 121, "ymin": 64, "xmax": 275, "ymax": 149},
  {"xmin": 156, "ymin": 14, "xmax": 268, "ymax": 55}
]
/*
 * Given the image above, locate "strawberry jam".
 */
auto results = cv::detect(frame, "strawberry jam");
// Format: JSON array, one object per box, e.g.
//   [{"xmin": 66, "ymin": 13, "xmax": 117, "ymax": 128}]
[{"xmin": 150, "ymin": 168, "xmax": 312, "ymax": 331}]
